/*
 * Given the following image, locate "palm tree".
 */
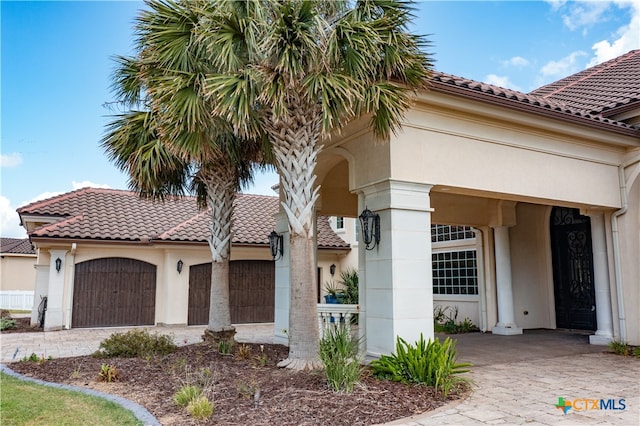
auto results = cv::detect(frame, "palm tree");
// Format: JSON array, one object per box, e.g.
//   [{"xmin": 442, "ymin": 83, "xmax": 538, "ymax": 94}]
[
  {"xmin": 200, "ymin": 0, "xmax": 433, "ymax": 369},
  {"xmin": 102, "ymin": 0, "xmax": 270, "ymax": 342}
]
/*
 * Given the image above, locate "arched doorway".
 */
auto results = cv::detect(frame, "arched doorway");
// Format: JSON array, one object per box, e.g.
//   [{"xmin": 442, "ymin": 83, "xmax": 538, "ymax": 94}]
[{"xmin": 550, "ymin": 207, "xmax": 597, "ymax": 331}]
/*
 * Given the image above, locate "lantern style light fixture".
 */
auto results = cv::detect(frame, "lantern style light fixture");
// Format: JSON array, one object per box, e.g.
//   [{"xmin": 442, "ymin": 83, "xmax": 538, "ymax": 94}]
[
  {"xmin": 177, "ymin": 259, "xmax": 184, "ymax": 274},
  {"xmin": 268, "ymin": 231, "xmax": 284, "ymax": 260},
  {"xmin": 55, "ymin": 257, "xmax": 62, "ymax": 273},
  {"xmin": 359, "ymin": 207, "xmax": 380, "ymax": 250},
  {"xmin": 330, "ymin": 264, "xmax": 336, "ymax": 276}
]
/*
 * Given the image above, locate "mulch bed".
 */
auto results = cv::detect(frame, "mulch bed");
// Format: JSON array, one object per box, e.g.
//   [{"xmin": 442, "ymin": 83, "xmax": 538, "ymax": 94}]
[
  {"xmin": 7, "ymin": 340, "xmax": 469, "ymax": 425},
  {"xmin": 1, "ymin": 317, "xmax": 42, "ymax": 334}
]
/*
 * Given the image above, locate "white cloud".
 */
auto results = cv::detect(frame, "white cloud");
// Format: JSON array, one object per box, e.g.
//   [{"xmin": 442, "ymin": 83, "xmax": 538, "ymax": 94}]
[
  {"xmin": 560, "ymin": 1, "xmax": 611, "ymax": 31},
  {"xmin": 1, "ymin": 152, "xmax": 23, "ymax": 168},
  {"xmin": 485, "ymin": 74, "xmax": 522, "ymax": 92},
  {"xmin": 71, "ymin": 180, "xmax": 112, "ymax": 190},
  {"xmin": 502, "ymin": 56, "xmax": 530, "ymax": 68},
  {"xmin": 587, "ymin": 1, "xmax": 640, "ymax": 66},
  {"xmin": 541, "ymin": 51, "xmax": 587, "ymax": 78},
  {"xmin": 0, "ymin": 195, "xmax": 27, "ymax": 238}
]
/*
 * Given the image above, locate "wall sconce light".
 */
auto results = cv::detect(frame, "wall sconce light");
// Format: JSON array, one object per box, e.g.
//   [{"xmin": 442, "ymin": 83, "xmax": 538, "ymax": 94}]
[
  {"xmin": 177, "ymin": 259, "xmax": 184, "ymax": 274},
  {"xmin": 55, "ymin": 257, "xmax": 62, "ymax": 272},
  {"xmin": 359, "ymin": 206, "xmax": 380, "ymax": 250},
  {"xmin": 330, "ymin": 264, "xmax": 336, "ymax": 276},
  {"xmin": 268, "ymin": 231, "xmax": 283, "ymax": 261}
]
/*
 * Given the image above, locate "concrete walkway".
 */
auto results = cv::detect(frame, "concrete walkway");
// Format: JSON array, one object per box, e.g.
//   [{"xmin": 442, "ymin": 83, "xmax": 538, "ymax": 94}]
[{"xmin": 2, "ymin": 326, "xmax": 639, "ymax": 425}]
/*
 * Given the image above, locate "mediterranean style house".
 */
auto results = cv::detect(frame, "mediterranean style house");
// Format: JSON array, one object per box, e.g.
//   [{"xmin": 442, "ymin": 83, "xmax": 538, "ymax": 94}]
[
  {"xmin": 273, "ymin": 49, "xmax": 640, "ymax": 354},
  {"xmin": 17, "ymin": 189, "xmax": 350, "ymax": 330},
  {"xmin": 18, "ymin": 50, "xmax": 639, "ymax": 358}
]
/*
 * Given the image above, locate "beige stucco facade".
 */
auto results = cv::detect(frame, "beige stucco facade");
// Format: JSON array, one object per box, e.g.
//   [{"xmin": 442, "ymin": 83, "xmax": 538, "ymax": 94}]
[
  {"xmin": 1, "ymin": 254, "xmax": 36, "ymax": 292},
  {"xmin": 303, "ymin": 86, "xmax": 640, "ymax": 355}
]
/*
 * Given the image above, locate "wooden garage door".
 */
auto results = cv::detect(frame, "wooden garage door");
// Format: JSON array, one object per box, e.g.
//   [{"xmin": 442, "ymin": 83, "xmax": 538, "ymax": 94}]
[
  {"xmin": 188, "ymin": 260, "xmax": 275, "ymax": 325},
  {"xmin": 72, "ymin": 258, "xmax": 156, "ymax": 328}
]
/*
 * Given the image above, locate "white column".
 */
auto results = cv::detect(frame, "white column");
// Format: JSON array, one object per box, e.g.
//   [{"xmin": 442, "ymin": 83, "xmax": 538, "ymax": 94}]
[
  {"xmin": 492, "ymin": 226, "xmax": 522, "ymax": 335},
  {"xmin": 588, "ymin": 211, "xmax": 614, "ymax": 345},
  {"xmin": 30, "ymin": 265, "xmax": 49, "ymax": 326},
  {"xmin": 362, "ymin": 180, "xmax": 434, "ymax": 357},
  {"xmin": 45, "ymin": 249, "xmax": 68, "ymax": 331},
  {"xmin": 273, "ymin": 210, "xmax": 291, "ymax": 345}
]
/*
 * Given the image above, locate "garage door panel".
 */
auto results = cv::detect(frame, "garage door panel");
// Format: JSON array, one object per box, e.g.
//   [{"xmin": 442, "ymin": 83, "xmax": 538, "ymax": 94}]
[
  {"xmin": 188, "ymin": 260, "xmax": 274, "ymax": 325},
  {"xmin": 72, "ymin": 258, "xmax": 156, "ymax": 328}
]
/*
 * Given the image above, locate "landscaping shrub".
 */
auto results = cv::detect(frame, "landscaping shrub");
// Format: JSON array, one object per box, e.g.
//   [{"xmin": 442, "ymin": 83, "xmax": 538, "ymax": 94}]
[
  {"xmin": 187, "ymin": 395, "xmax": 214, "ymax": 420},
  {"xmin": 94, "ymin": 328, "xmax": 177, "ymax": 358},
  {"xmin": 97, "ymin": 364, "xmax": 120, "ymax": 382},
  {"xmin": 0, "ymin": 317, "xmax": 17, "ymax": 331},
  {"xmin": 174, "ymin": 385, "xmax": 202, "ymax": 407},
  {"xmin": 370, "ymin": 334, "xmax": 471, "ymax": 396},
  {"xmin": 609, "ymin": 340, "xmax": 632, "ymax": 356},
  {"xmin": 319, "ymin": 325, "xmax": 362, "ymax": 393}
]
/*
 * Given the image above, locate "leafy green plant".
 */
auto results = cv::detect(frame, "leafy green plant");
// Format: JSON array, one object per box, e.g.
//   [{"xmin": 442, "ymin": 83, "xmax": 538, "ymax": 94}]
[
  {"xmin": 97, "ymin": 364, "xmax": 119, "ymax": 383},
  {"xmin": 338, "ymin": 268, "xmax": 359, "ymax": 305},
  {"xmin": 255, "ymin": 345, "xmax": 268, "ymax": 367},
  {"xmin": 370, "ymin": 334, "xmax": 471, "ymax": 396},
  {"xmin": 174, "ymin": 385, "xmax": 202, "ymax": 407},
  {"xmin": 609, "ymin": 340, "xmax": 631, "ymax": 356},
  {"xmin": 634, "ymin": 346, "xmax": 640, "ymax": 358},
  {"xmin": 187, "ymin": 395, "xmax": 214, "ymax": 420},
  {"xmin": 0, "ymin": 317, "xmax": 17, "ymax": 331},
  {"xmin": 433, "ymin": 306, "xmax": 478, "ymax": 334},
  {"xmin": 218, "ymin": 339, "xmax": 234, "ymax": 355},
  {"xmin": 94, "ymin": 328, "xmax": 177, "ymax": 358},
  {"xmin": 319, "ymin": 325, "xmax": 362, "ymax": 393}
]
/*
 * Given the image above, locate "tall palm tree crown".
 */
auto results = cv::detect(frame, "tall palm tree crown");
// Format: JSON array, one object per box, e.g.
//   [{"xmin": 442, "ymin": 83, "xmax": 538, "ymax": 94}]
[
  {"xmin": 199, "ymin": 0, "xmax": 433, "ymax": 369},
  {"xmin": 102, "ymin": 0, "xmax": 271, "ymax": 338}
]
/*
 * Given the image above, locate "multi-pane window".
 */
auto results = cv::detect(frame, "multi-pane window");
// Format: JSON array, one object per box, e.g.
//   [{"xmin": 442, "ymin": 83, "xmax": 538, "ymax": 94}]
[
  {"xmin": 431, "ymin": 225, "xmax": 475, "ymax": 242},
  {"xmin": 336, "ymin": 216, "xmax": 344, "ymax": 229},
  {"xmin": 432, "ymin": 250, "xmax": 478, "ymax": 295}
]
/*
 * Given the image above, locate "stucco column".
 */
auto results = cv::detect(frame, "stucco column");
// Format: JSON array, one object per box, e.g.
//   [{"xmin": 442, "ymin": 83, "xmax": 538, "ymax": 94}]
[
  {"xmin": 587, "ymin": 211, "xmax": 614, "ymax": 345},
  {"xmin": 30, "ymin": 265, "xmax": 49, "ymax": 326},
  {"xmin": 273, "ymin": 210, "xmax": 291, "ymax": 345},
  {"xmin": 45, "ymin": 249, "xmax": 68, "ymax": 331},
  {"xmin": 491, "ymin": 226, "xmax": 522, "ymax": 335},
  {"xmin": 361, "ymin": 180, "xmax": 434, "ymax": 357}
]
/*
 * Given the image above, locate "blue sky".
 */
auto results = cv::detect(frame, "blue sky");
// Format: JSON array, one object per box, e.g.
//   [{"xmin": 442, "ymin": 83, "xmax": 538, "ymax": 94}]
[{"xmin": 2, "ymin": 1, "xmax": 639, "ymax": 238}]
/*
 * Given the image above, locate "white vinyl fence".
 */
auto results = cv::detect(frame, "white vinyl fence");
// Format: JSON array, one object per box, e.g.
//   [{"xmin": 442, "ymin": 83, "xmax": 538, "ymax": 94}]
[{"xmin": 0, "ymin": 291, "xmax": 34, "ymax": 311}]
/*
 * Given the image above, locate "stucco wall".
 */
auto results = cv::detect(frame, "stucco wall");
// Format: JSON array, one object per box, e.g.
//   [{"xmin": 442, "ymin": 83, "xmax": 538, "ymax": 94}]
[
  {"xmin": 619, "ymin": 176, "xmax": 640, "ymax": 345},
  {"xmin": 510, "ymin": 203, "xmax": 555, "ymax": 329},
  {"xmin": 0, "ymin": 255, "xmax": 36, "ymax": 292}
]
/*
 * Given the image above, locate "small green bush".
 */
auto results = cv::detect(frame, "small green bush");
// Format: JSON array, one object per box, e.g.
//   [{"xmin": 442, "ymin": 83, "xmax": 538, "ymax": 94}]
[
  {"xmin": 370, "ymin": 334, "xmax": 471, "ymax": 396},
  {"xmin": 97, "ymin": 364, "xmax": 119, "ymax": 383},
  {"xmin": 633, "ymin": 346, "xmax": 640, "ymax": 358},
  {"xmin": 94, "ymin": 328, "xmax": 177, "ymax": 358},
  {"xmin": 174, "ymin": 385, "xmax": 202, "ymax": 407},
  {"xmin": 0, "ymin": 317, "xmax": 17, "ymax": 331},
  {"xmin": 319, "ymin": 326, "xmax": 362, "ymax": 393},
  {"xmin": 609, "ymin": 340, "xmax": 631, "ymax": 356},
  {"xmin": 187, "ymin": 395, "xmax": 214, "ymax": 420},
  {"xmin": 218, "ymin": 340, "xmax": 234, "ymax": 355}
]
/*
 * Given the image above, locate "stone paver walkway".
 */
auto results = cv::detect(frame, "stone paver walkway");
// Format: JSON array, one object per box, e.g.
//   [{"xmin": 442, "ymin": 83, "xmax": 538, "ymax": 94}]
[{"xmin": 2, "ymin": 325, "xmax": 639, "ymax": 425}]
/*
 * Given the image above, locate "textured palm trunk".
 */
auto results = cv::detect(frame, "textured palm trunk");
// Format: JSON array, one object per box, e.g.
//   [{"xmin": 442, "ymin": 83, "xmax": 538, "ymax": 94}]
[
  {"xmin": 270, "ymin": 96, "xmax": 323, "ymax": 370},
  {"xmin": 200, "ymin": 163, "xmax": 237, "ymax": 343}
]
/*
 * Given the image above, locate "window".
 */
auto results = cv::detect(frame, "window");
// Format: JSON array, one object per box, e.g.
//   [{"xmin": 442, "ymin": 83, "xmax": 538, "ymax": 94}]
[
  {"xmin": 431, "ymin": 225, "xmax": 475, "ymax": 242},
  {"xmin": 336, "ymin": 216, "xmax": 344, "ymax": 229},
  {"xmin": 432, "ymin": 250, "xmax": 478, "ymax": 295}
]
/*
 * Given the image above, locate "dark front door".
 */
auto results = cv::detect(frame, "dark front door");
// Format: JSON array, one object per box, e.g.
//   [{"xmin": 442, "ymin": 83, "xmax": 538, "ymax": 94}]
[{"xmin": 550, "ymin": 207, "xmax": 597, "ymax": 331}]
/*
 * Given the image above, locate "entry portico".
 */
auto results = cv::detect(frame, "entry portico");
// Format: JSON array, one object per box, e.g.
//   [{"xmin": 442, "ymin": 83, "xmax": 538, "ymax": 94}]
[{"xmin": 275, "ymin": 51, "xmax": 640, "ymax": 356}]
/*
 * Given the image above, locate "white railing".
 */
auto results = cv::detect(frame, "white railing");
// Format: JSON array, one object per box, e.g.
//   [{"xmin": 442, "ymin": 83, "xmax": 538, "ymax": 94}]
[
  {"xmin": 317, "ymin": 303, "xmax": 359, "ymax": 336},
  {"xmin": 0, "ymin": 291, "xmax": 34, "ymax": 311}
]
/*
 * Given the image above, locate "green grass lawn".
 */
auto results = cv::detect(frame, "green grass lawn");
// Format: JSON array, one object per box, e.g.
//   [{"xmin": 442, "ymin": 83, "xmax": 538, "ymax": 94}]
[{"xmin": 0, "ymin": 372, "xmax": 141, "ymax": 425}]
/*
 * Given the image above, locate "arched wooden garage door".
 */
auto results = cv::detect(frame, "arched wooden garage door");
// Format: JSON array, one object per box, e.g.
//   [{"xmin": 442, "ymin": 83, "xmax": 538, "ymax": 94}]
[
  {"xmin": 188, "ymin": 260, "xmax": 274, "ymax": 325},
  {"xmin": 72, "ymin": 258, "xmax": 156, "ymax": 328}
]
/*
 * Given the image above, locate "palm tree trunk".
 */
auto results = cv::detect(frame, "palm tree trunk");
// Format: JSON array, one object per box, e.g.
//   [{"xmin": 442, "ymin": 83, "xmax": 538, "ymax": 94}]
[
  {"xmin": 200, "ymin": 164, "xmax": 237, "ymax": 344},
  {"xmin": 270, "ymin": 97, "xmax": 323, "ymax": 370}
]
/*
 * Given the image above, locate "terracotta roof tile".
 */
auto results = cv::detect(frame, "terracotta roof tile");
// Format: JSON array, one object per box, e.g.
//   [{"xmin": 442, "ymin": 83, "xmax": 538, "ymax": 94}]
[
  {"xmin": 0, "ymin": 238, "xmax": 35, "ymax": 255},
  {"xmin": 530, "ymin": 50, "xmax": 640, "ymax": 116},
  {"xmin": 17, "ymin": 188, "xmax": 349, "ymax": 249},
  {"xmin": 430, "ymin": 51, "xmax": 640, "ymax": 135}
]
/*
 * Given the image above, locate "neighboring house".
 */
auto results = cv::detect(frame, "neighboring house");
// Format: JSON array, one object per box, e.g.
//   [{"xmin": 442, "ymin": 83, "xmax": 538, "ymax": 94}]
[
  {"xmin": 0, "ymin": 238, "xmax": 36, "ymax": 310},
  {"xmin": 16, "ymin": 189, "xmax": 349, "ymax": 331},
  {"xmin": 273, "ymin": 49, "xmax": 640, "ymax": 354}
]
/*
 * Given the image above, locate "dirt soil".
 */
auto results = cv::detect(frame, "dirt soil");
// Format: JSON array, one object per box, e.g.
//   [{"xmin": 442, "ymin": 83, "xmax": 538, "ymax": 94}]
[
  {"xmin": 1, "ymin": 317, "xmax": 42, "ymax": 334},
  {"xmin": 7, "ymin": 336, "xmax": 469, "ymax": 425}
]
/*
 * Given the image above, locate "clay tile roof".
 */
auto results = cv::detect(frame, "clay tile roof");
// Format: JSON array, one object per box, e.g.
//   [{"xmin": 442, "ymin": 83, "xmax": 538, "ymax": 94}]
[
  {"xmin": 530, "ymin": 49, "xmax": 640, "ymax": 116},
  {"xmin": 429, "ymin": 51, "xmax": 640, "ymax": 135},
  {"xmin": 17, "ymin": 188, "xmax": 349, "ymax": 249},
  {"xmin": 0, "ymin": 238, "xmax": 35, "ymax": 255}
]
